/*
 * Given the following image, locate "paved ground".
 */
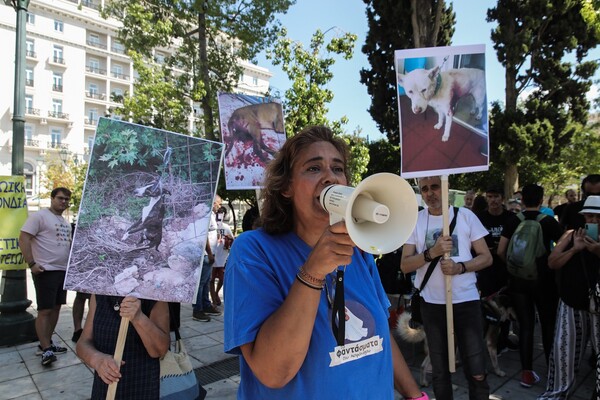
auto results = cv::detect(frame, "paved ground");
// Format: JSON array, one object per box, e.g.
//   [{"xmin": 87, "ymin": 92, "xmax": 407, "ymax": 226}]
[{"xmin": 0, "ymin": 275, "xmax": 596, "ymax": 399}]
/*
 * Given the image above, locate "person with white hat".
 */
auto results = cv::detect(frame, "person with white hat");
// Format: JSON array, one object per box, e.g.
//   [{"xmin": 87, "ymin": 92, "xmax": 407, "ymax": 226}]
[{"xmin": 539, "ymin": 195, "xmax": 600, "ymax": 400}]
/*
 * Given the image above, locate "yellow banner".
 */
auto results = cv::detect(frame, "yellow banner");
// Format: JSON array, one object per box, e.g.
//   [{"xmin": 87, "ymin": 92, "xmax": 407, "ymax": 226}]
[{"xmin": 0, "ymin": 176, "xmax": 28, "ymax": 270}]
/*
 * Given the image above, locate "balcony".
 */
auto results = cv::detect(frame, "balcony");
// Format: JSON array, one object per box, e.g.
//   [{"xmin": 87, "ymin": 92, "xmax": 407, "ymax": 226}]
[
  {"xmin": 85, "ymin": 91, "xmax": 106, "ymax": 100},
  {"xmin": 48, "ymin": 111, "xmax": 69, "ymax": 120},
  {"xmin": 81, "ymin": 0, "xmax": 100, "ymax": 10},
  {"xmin": 48, "ymin": 56, "xmax": 67, "ymax": 68},
  {"xmin": 87, "ymin": 40, "xmax": 107, "ymax": 50},
  {"xmin": 111, "ymin": 71, "xmax": 130, "ymax": 81},
  {"xmin": 26, "ymin": 79, "xmax": 34, "ymax": 87},
  {"xmin": 26, "ymin": 50, "xmax": 37, "ymax": 60},
  {"xmin": 52, "ymin": 84, "xmax": 63, "ymax": 92},
  {"xmin": 86, "ymin": 65, "xmax": 107, "ymax": 76},
  {"xmin": 25, "ymin": 139, "xmax": 40, "ymax": 147},
  {"xmin": 47, "ymin": 142, "xmax": 69, "ymax": 150},
  {"xmin": 25, "ymin": 107, "xmax": 41, "ymax": 116},
  {"xmin": 111, "ymin": 45, "xmax": 126, "ymax": 55},
  {"xmin": 84, "ymin": 117, "xmax": 98, "ymax": 125}
]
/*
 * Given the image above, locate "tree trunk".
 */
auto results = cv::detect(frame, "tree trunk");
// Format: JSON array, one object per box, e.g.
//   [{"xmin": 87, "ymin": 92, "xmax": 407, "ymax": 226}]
[
  {"xmin": 504, "ymin": 164, "xmax": 518, "ymax": 200},
  {"xmin": 197, "ymin": 2, "xmax": 215, "ymax": 141}
]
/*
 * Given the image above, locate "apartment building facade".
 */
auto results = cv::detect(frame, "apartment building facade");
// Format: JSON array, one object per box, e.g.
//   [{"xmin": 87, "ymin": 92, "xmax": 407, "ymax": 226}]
[{"xmin": 0, "ymin": 0, "xmax": 273, "ymax": 203}]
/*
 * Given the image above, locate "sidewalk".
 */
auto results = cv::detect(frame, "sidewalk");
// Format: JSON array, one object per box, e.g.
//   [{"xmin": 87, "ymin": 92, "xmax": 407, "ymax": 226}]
[{"xmin": 0, "ymin": 276, "xmax": 596, "ymax": 399}]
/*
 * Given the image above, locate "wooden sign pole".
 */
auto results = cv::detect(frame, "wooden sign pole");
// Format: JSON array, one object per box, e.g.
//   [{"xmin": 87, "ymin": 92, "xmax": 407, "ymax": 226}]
[
  {"xmin": 105, "ymin": 317, "xmax": 129, "ymax": 400},
  {"xmin": 441, "ymin": 175, "xmax": 456, "ymax": 372}
]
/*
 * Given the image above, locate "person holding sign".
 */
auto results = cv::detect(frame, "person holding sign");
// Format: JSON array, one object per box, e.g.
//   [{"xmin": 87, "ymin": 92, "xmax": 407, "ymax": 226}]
[
  {"xmin": 76, "ymin": 295, "xmax": 169, "ymax": 399},
  {"xmin": 401, "ymin": 176, "xmax": 492, "ymax": 400},
  {"xmin": 19, "ymin": 187, "xmax": 72, "ymax": 367},
  {"xmin": 223, "ymin": 126, "xmax": 426, "ymax": 399}
]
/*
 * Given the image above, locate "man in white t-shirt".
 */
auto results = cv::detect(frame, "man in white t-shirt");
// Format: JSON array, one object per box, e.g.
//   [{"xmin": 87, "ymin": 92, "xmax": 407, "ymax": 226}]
[
  {"xmin": 19, "ymin": 187, "xmax": 72, "ymax": 367},
  {"xmin": 210, "ymin": 206, "xmax": 234, "ymax": 306},
  {"xmin": 401, "ymin": 176, "xmax": 492, "ymax": 400}
]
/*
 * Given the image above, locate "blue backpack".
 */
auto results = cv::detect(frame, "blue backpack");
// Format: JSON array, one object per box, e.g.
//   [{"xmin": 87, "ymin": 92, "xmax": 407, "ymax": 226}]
[{"xmin": 506, "ymin": 213, "xmax": 547, "ymax": 281}]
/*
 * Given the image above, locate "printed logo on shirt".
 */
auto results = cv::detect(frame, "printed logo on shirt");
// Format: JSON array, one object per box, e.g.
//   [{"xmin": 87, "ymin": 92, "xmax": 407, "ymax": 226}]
[
  {"xmin": 54, "ymin": 222, "xmax": 71, "ymax": 248},
  {"xmin": 328, "ymin": 300, "xmax": 383, "ymax": 366},
  {"xmin": 426, "ymin": 228, "xmax": 458, "ymax": 257}
]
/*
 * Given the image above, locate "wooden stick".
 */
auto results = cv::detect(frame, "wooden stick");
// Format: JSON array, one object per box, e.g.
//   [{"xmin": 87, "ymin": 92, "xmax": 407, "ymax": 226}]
[
  {"xmin": 441, "ymin": 175, "xmax": 456, "ymax": 373},
  {"xmin": 106, "ymin": 317, "xmax": 129, "ymax": 400}
]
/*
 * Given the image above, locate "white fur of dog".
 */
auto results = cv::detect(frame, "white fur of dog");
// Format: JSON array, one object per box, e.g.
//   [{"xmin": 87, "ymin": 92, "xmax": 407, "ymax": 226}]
[
  {"xmin": 396, "ymin": 312, "xmax": 431, "ymax": 387},
  {"xmin": 397, "ymin": 66, "xmax": 486, "ymax": 142}
]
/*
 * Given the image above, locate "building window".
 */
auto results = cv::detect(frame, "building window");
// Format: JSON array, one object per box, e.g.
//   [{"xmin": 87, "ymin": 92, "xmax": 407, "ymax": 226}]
[
  {"xmin": 252, "ymin": 77, "xmax": 258, "ymax": 86},
  {"xmin": 88, "ymin": 136, "xmax": 95, "ymax": 150},
  {"xmin": 52, "ymin": 99, "xmax": 63, "ymax": 113},
  {"xmin": 26, "ymin": 68, "xmax": 34, "ymax": 86},
  {"xmin": 50, "ymin": 128, "xmax": 62, "ymax": 148},
  {"xmin": 154, "ymin": 52, "xmax": 165, "ymax": 64},
  {"xmin": 24, "ymin": 125, "xmax": 33, "ymax": 144},
  {"xmin": 53, "ymin": 46, "xmax": 64, "ymax": 64},
  {"xmin": 52, "ymin": 73, "xmax": 63, "ymax": 92},
  {"xmin": 54, "ymin": 20, "xmax": 64, "ymax": 33},
  {"xmin": 24, "ymin": 162, "xmax": 33, "ymax": 196},
  {"xmin": 89, "ymin": 108, "xmax": 98, "ymax": 123},
  {"xmin": 89, "ymin": 83, "xmax": 98, "ymax": 95},
  {"xmin": 25, "ymin": 95, "xmax": 33, "ymax": 112},
  {"xmin": 26, "ymin": 13, "xmax": 35, "ymax": 24},
  {"xmin": 112, "ymin": 64, "xmax": 123, "ymax": 78},
  {"xmin": 89, "ymin": 33, "xmax": 100, "ymax": 45},
  {"xmin": 26, "ymin": 39, "xmax": 35, "ymax": 57},
  {"xmin": 88, "ymin": 58, "xmax": 100, "ymax": 73},
  {"xmin": 112, "ymin": 41, "xmax": 125, "ymax": 54}
]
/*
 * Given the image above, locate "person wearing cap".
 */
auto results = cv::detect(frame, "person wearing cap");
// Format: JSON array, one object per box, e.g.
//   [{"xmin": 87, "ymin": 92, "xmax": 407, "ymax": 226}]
[
  {"xmin": 507, "ymin": 199, "xmax": 522, "ymax": 214},
  {"xmin": 538, "ymin": 196, "xmax": 600, "ymax": 400}
]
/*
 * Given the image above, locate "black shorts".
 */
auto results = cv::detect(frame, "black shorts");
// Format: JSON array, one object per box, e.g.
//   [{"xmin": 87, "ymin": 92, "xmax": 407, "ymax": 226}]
[{"xmin": 32, "ymin": 271, "xmax": 67, "ymax": 310}]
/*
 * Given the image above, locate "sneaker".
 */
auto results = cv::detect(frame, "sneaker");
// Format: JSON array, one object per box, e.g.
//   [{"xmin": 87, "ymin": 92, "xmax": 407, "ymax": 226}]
[
  {"xmin": 192, "ymin": 311, "xmax": 211, "ymax": 322},
  {"xmin": 41, "ymin": 349, "xmax": 57, "ymax": 366},
  {"xmin": 36, "ymin": 342, "xmax": 68, "ymax": 356},
  {"xmin": 520, "ymin": 370, "xmax": 540, "ymax": 388},
  {"xmin": 72, "ymin": 329, "xmax": 83, "ymax": 343},
  {"xmin": 204, "ymin": 305, "xmax": 222, "ymax": 316}
]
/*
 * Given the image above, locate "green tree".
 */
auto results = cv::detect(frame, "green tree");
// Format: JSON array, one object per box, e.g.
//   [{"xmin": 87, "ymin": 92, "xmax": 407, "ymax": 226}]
[
  {"xmin": 365, "ymin": 139, "xmax": 400, "ymax": 176},
  {"xmin": 42, "ymin": 157, "xmax": 87, "ymax": 215},
  {"xmin": 360, "ymin": 0, "xmax": 455, "ymax": 144},
  {"xmin": 487, "ymin": 0, "xmax": 600, "ymax": 197},
  {"xmin": 102, "ymin": 0, "xmax": 294, "ymax": 140},
  {"xmin": 268, "ymin": 28, "xmax": 357, "ymax": 135},
  {"xmin": 268, "ymin": 28, "xmax": 370, "ymax": 183}
]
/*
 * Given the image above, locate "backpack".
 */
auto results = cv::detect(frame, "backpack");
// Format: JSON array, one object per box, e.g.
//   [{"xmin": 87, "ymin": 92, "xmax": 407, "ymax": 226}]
[{"xmin": 506, "ymin": 212, "xmax": 547, "ymax": 280}]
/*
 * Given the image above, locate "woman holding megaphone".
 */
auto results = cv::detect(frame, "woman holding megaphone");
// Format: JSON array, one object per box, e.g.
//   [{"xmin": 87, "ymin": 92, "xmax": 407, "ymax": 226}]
[{"xmin": 224, "ymin": 126, "xmax": 427, "ymax": 399}]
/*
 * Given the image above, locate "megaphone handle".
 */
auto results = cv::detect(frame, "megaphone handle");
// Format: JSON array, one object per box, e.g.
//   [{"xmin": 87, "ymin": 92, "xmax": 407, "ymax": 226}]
[{"xmin": 331, "ymin": 268, "xmax": 345, "ymax": 346}]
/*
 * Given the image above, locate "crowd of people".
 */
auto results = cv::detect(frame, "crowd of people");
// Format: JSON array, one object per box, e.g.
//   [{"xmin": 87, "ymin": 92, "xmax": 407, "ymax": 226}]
[{"xmin": 17, "ymin": 123, "xmax": 600, "ymax": 399}]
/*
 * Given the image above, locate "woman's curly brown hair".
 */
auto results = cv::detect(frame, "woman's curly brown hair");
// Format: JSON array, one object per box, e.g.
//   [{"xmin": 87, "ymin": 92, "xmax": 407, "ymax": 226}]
[{"xmin": 259, "ymin": 126, "xmax": 350, "ymax": 235}]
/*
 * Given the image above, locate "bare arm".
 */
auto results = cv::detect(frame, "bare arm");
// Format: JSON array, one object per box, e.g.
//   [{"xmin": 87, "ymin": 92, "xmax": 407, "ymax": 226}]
[
  {"xmin": 391, "ymin": 332, "xmax": 422, "ymax": 398},
  {"xmin": 439, "ymin": 237, "xmax": 492, "ymax": 275},
  {"xmin": 548, "ymin": 229, "xmax": 583, "ymax": 270},
  {"xmin": 76, "ymin": 295, "xmax": 123, "ymax": 385},
  {"xmin": 18, "ymin": 231, "xmax": 44, "ymax": 274},
  {"xmin": 497, "ymin": 236, "xmax": 509, "ymax": 262},
  {"xmin": 400, "ymin": 236, "xmax": 453, "ymax": 274},
  {"xmin": 120, "ymin": 297, "xmax": 170, "ymax": 358},
  {"xmin": 240, "ymin": 222, "xmax": 354, "ymax": 388}
]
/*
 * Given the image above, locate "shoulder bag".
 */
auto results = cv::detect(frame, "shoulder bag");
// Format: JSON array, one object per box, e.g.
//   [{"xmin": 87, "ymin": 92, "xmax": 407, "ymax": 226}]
[{"xmin": 410, "ymin": 207, "xmax": 459, "ymax": 326}]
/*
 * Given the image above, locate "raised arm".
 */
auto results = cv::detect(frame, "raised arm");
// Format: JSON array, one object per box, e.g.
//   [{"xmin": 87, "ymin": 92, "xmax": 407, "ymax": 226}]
[{"xmin": 240, "ymin": 222, "xmax": 354, "ymax": 389}]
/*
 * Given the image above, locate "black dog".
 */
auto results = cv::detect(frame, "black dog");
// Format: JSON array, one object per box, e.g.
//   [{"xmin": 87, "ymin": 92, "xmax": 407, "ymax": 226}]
[{"xmin": 122, "ymin": 179, "xmax": 170, "ymax": 251}]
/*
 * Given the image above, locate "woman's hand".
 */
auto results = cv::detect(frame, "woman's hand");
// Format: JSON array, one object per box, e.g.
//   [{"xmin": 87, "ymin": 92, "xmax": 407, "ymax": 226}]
[
  {"xmin": 304, "ymin": 221, "xmax": 355, "ymax": 279},
  {"xmin": 583, "ymin": 231, "xmax": 600, "ymax": 256},
  {"xmin": 95, "ymin": 354, "xmax": 124, "ymax": 385},
  {"xmin": 119, "ymin": 296, "xmax": 142, "ymax": 322},
  {"xmin": 573, "ymin": 228, "xmax": 587, "ymax": 252}
]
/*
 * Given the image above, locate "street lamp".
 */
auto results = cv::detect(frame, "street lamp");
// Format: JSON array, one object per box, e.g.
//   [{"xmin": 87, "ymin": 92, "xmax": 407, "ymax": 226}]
[{"xmin": 0, "ymin": 0, "xmax": 37, "ymax": 346}]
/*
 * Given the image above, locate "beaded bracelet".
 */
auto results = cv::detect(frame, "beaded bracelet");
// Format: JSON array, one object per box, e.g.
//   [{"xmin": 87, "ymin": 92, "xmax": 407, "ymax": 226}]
[
  {"xmin": 296, "ymin": 275, "xmax": 322, "ymax": 291},
  {"xmin": 298, "ymin": 266, "xmax": 325, "ymax": 289}
]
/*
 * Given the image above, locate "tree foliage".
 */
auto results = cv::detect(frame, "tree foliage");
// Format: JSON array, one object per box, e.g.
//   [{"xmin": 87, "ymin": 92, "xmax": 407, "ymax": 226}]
[
  {"xmin": 360, "ymin": 0, "xmax": 455, "ymax": 144},
  {"xmin": 487, "ymin": 0, "xmax": 600, "ymax": 196},
  {"xmin": 42, "ymin": 157, "xmax": 88, "ymax": 215},
  {"xmin": 102, "ymin": 0, "xmax": 294, "ymax": 140},
  {"xmin": 267, "ymin": 28, "xmax": 370, "ymax": 184}
]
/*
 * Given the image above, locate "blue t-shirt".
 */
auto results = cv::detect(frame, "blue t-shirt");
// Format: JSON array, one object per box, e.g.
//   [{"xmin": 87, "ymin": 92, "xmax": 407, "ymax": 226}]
[{"xmin": 224, "ymin": 229, "xmax": 394, "ymax": 399}]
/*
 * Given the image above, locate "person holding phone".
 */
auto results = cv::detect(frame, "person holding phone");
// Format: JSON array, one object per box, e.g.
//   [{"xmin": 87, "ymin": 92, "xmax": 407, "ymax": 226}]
[{"xmin": 539, "ymin": 195, "xmax": 600, "ymax": 399}]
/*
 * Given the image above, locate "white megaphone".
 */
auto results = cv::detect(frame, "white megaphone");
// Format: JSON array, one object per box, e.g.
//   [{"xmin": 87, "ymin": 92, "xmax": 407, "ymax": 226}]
[{"xmin": 319, "ymin": 173, "xmax": 418, "ymax": 255}]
